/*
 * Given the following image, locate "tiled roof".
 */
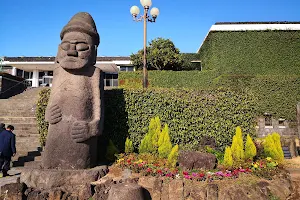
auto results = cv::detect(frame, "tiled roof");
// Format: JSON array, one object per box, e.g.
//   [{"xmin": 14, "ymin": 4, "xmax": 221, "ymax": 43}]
[
  {"xmin": 3, "ymin": 56, "xmax": 130, "ymax": 62},
  {"xmin": 215, "ymin": 21, "xmax": 300, "ymax": 25}
]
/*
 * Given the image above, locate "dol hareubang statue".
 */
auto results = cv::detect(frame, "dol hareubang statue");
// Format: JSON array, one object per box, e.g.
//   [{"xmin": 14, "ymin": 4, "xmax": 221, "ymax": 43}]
[{"xmin": 42, "ymin": 12, "xmax": 104, "ymax": 169}]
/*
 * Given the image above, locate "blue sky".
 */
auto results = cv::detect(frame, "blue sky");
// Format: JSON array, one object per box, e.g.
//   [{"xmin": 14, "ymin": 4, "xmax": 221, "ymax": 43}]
[{"xmin": 1, "ymin": 0, "xmax": 300, "ymax": 57}]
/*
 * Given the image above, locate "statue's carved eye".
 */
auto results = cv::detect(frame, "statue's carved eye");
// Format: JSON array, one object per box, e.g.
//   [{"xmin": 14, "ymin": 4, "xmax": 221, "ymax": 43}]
[
  {"xmin": 76, "ymin": 43, "xmax": 89, "ymax": 51},
  {"xmin": 60, "ymin": 42, "xmax": 70, "ymax": 51}
]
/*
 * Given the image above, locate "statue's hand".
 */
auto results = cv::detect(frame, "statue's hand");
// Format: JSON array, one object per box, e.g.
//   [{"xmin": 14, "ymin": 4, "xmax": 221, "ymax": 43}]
[
  {"xmin": 71, "ymin": 121, "xmax": 89, "ymax": 143},
  {"xmin": 47, "ymin": 104, "xmax": 62, "ymax": 124}
]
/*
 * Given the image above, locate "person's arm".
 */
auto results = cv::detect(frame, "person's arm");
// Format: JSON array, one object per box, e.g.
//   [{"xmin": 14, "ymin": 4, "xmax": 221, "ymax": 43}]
[{"xmin": 11, "ymin": 134, "xmax": 16, "ymax": 156}]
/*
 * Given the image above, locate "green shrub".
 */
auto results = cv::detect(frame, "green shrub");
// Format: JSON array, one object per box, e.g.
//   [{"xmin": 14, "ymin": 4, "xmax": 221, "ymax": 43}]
[
  {"xmin": 158, "ymin": 124, "xmax": 172, "ymax": 159},
  {"xmin": 205, "ymin": 146, "xmax": 224, "ymax": 164},
  {"xmin": 125, "ymin": 138, "xmax": 134, "ymax": 154},
  {"xmin": 168, "ymin": 144, "xmax": 179, "ymax": 167},
  {"xmin": 231, "ymin": 126, "xmax": 245, "ymax": 164},
  {"xmin": 139, "ymin": 117, "xmax": 162, "ymax": 154},
  {"xmin": 245, "ymin": 134, "xmax": 257, "ymax": 160},
  {"xmin": 106, "ymin": 139, "xmax": 119, "ymax": 162},
  {"xmin": 271, "ymin": 132, "xmax": 284, "ymax": 161},
  {"xmin": 223, "ymin": 146, "xmax": 233, "ymax": 168},
  {"xmin": 150, "ymin": 116, "xmax": 161, "ymax": 152},
  {"xmin": 36, "ymin": 88, "xmax": 50, "ymax": 146},
  {"xmin": 37, "ymin": 88, "xmax": 257, "ymax": 152},
  {"xmin": 263, "ymin": 133, "xmax": 284, "ymax": 163}
]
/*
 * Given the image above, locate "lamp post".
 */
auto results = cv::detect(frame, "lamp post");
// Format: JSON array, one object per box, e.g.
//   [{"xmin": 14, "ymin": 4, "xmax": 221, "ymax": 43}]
[{"xmin": 130, "ymin": 0, "xmax": 160, "ymax": 89}]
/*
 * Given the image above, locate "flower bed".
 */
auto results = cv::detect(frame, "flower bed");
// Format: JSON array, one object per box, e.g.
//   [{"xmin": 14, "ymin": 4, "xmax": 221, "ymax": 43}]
[{"xmin": 116, "ymin": 153, "xmax": 280, "ymax": 182}]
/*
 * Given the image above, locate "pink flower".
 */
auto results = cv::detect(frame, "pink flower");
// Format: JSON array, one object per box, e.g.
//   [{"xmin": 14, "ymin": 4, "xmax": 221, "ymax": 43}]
[
  {"xmin": 184, "ymin": 175, "xmax": 191, "ymax": 179},
  {"xmin": 147, "ymin": 168, "xmax": 152, "ymax": 172},
  {"xmin": 166, "ymin": 173, "xmax": 173, "ymax": 177},
  {"xmin": 239, "ymin": 168, "xmax": 246, "ymax": 172},
  {"xmin": 192, "ymin": 172, "xmax": 198, "ymax": 177}
]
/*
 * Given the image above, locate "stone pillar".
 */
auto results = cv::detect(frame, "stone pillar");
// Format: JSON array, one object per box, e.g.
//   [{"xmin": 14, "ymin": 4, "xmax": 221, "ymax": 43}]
[
  {"xmin": 11, "ymin": 67, "xmax": 17, "ymax": 76},
  {"xmin": 32, "ymin": 70, "xmax": 39, "ymax": 87}
]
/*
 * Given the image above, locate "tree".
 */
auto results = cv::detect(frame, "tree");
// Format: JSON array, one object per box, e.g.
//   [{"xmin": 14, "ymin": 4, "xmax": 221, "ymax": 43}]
[
  {"xmin": 130, "ymin": 37, "xmax": 183, "ymax": 71},
  {"xmin": 231, "ymin": 126, "xmax": 244, "ymax": 164},
  {"xmin": 223, "ymin": 146, "xmax": 233, "ymax": 168},
  {"xmin": 245, "ymin": 134, "xmax": 257, "ymax": 160}
]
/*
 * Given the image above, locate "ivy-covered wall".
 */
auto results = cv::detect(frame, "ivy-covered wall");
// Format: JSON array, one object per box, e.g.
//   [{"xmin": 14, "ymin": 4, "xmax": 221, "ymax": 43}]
[
  {"xmin": 119, "ymin": 72, "xmax": 300, "ymax": 121},
  {"xmin": 198, "ymin": 30, "xmax": 300, "ymax": 75},
  {"xmin": 36, "ymin": 88, "xmax": 257, "ymax": 152}
]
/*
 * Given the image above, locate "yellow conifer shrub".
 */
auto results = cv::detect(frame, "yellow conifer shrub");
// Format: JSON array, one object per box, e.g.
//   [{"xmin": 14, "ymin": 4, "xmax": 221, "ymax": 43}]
[
  {"xmin": 168, "ymin": 144, "xmax": 179, "ymax": 167},
  {"xmin": 231, "ymin": 126, "xmax": 244, "ymax": 165},
  {"xmin": 158, "ymin": 124, "xmax": 172, "ymax": 158},
  {"xmin": 263, "ymin": 132, "xmax": 284, "ymax": 163},
  {"xmin": 245, "ymin": 134, "xmax": 257, "ymax": 160},
  {"xmin": 223, "ymin": 146, "xmax": 233, "ymax": 168},
  {"xmin": 139, "ymin": 117, "xmax": 162, "ymax": 154},
  {"xmin": 125, "ymin": 137, "xmax": 134, "ymax": 154}
]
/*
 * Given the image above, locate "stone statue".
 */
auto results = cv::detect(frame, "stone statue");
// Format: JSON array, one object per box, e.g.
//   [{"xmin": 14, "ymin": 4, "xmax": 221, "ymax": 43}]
[{"xmin": 42, "ymin": 12, "xmax": 104, "ymax": 169}]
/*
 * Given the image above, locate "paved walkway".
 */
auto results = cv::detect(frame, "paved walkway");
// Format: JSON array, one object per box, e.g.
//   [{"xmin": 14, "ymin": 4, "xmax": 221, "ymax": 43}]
[{"xmin": 0, "ymin": 167, "xmax": 22, "ymax": 188}]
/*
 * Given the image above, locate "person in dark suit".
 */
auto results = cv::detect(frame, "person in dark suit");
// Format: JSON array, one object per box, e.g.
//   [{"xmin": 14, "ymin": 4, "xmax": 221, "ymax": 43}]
[
  {"xmin": 0, "ymin": 125, "xmax": 16, "ymax": 177},
  {"xmin": 0, "ymin": 123, "xmax": 5, "ymax": 133}
]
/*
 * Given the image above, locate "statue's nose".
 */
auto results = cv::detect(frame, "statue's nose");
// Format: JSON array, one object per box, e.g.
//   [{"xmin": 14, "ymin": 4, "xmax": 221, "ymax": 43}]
[
  {"xmin": 67, "ymin": 50, "xmax": 78, "ymax": 57},
  {"xmin": 67, "ymin": 44, "xmax": 78, "ymax": 57}
]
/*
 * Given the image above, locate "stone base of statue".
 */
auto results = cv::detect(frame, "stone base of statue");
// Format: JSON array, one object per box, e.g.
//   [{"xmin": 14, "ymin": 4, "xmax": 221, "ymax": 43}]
[{"xmin": 20, "ymin": 165, "xmax": 108, "ymax": 198}]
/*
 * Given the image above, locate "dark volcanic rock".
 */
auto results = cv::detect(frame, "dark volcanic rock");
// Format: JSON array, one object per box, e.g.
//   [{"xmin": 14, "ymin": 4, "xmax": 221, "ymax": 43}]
[
  {"xmin": 178, "ymin": 150, "xmax": 217, "ymax": 170},
  {"xmin": 107, "ymin": 183, "xmax": 147, "ymax": 200}
]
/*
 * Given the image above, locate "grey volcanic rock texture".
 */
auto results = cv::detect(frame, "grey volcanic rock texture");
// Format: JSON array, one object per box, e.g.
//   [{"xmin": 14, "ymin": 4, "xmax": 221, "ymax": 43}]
[
  {"xmin": 178, "ymin": 151, "xmax": 217, "ymax": 170},
  {"xmin": 42, "ymin": 12, "xmax": 104, "ymax": 169},
  {"xmin": 20, "ymin": 166, "xmax": 108, "ymax": 192}
]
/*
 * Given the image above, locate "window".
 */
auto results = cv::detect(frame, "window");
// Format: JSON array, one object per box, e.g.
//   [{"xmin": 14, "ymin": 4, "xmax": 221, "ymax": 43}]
[
  {"xmin": 278, "ymin": 118, "xmax": 285, "ymax": 128},
  {"xmin": 104, "ymin": 73, "xmax": 118, "ymax": 87},
  {"xmin": 264, "ymin": 113, "xmax": 272, "ymax": 127},
  {"xmin": 119, "ymin": 66, "xmax": 134, "ymax": 72}
]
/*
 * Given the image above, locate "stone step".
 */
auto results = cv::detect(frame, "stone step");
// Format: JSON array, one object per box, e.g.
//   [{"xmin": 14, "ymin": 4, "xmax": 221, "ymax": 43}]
[
  {"xmin": 282, "ymin": 146, "xmax": 290, "ymax": 151},
  {"xmin": 0, "ymin": 117, "xmax": 37, "ymax": 124},
  {"xmin": 0, "ymin": 111, "xmax": 36, "ymax": 117}
]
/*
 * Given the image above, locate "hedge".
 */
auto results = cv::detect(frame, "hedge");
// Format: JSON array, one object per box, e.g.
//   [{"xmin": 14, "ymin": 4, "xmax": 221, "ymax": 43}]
[
  {"xmin": 37, "ymin": 88, "xmax": 257, "ymax": 151},
  {"xmin": 181, "ymin": 53, "xmax": 201, "ymax": 70},
  {"xmin": 198, "ymin": 30, "xmax": 300, "ymax": 75},
  {"xmin": 119, "ymin": 71, "xmax": 300, "ymax": 121}
]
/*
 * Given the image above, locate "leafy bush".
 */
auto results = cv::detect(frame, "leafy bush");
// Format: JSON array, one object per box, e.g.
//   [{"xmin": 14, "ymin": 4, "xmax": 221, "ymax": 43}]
[
  {"xmin": 263, "ymin": 133, "xmax": 284, "ymax": 163},
  {"xmin": 37, "ymin": 88, "xmax": 257, "ymax": 152},
  {"xmin": 158, "ymin": 124, "xmax": 172, "ymax": 159},
  {"xmin": 223, "ymin": 146, "xmax": 233, "ymax": 168},
  {"xmin": 106, "ymin": 139, "xmax": 119, "ymax": 162},
  {"xmin": 36, "ymin": 88, "xmax": 50, "ymax": 146},
  {"xmin": 245, "ymin": 134, "xmax": 257, "ymax": 160},
  {"xmin": 125, "ymin": 138, "xmax": 134, "ymax": 154},
  {"xmin": 231, "ymin": 126, "xmax": 245, "ymax": 165},
  {"xmin": 168, "ymin": 144, "xmax": 179, "ymax": 167},
  {"xmin": 205, "ymin": 146, "xmax": 224, "ymax": 164}
]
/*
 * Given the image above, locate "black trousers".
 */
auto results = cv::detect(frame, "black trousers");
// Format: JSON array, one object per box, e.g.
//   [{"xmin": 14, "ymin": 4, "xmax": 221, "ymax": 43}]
[{"xmin": 0, "ymin": 155, "xmax": 11, "ymax": 174}]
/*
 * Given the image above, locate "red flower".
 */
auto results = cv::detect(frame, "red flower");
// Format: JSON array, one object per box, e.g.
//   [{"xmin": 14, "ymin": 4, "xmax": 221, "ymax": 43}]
[
  {"xmin": 138, "ymin": 163, "xmax": 143, "ymax": 167},
  {"xmin": 157, "ymin": 169, "xmax": 163, "ymax": 174},
  {"xmin": 127, "ymin": 159, "xmax": 131, "ymax": 164},
  {"xmin": 199, "ymin": 173, "xmax": 205, "ymax": 177},
  {"xmin": 183, "ymin": 171, "xmax": 189, "ymax": 176},
  {"xmin": 147, "ymin": 168, "xmax": 152, "ymax": 172}
]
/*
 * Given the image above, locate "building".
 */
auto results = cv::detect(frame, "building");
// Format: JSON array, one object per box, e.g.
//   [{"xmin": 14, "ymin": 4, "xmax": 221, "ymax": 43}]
[
  {"xmin": 1, "ymin": 56, "xmax": 133, "ymax": 88},
  {"xmin": 197, "ymin": 22, "xmax": 300, "ymax": 144}
]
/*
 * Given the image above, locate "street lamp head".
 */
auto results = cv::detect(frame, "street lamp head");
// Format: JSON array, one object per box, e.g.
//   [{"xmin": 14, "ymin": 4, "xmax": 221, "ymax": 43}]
[
  {"xmin": 150, "ymin": 7, "xmax": 159, "ymax": 18},
  {"xmin": 130, "ymin": 6, "xmax": 140, "ymax": 16},
  {"xmin": 140, "ymin": 0, "xmax": 152, "ymax": 8}
]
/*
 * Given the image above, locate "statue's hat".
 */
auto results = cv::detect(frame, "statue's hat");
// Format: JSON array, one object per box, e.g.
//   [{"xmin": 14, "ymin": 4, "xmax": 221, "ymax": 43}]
[{"xmin": 60, "ymin": 12, "xmax": 100, "ymax": 46}]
